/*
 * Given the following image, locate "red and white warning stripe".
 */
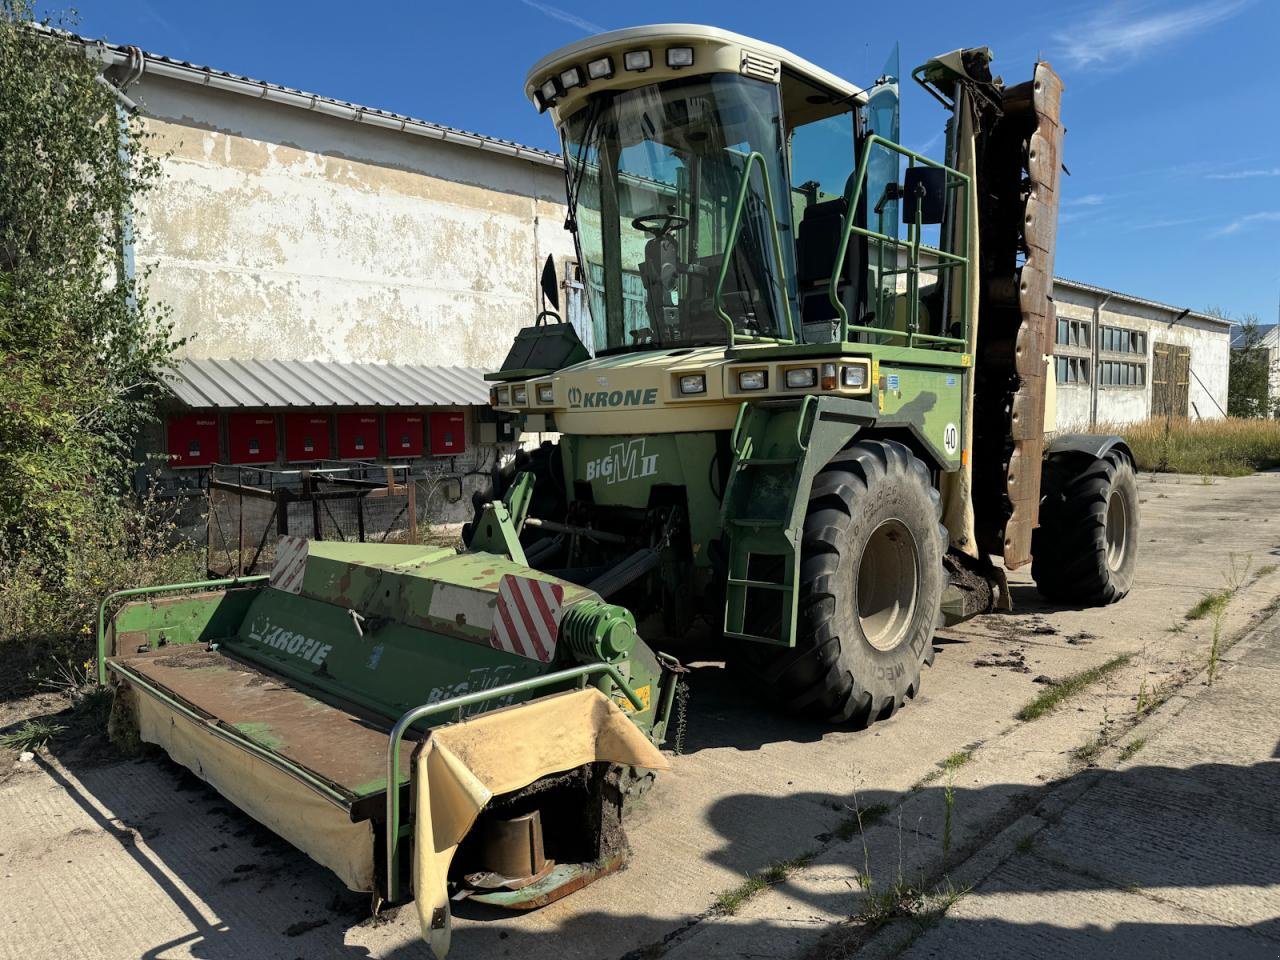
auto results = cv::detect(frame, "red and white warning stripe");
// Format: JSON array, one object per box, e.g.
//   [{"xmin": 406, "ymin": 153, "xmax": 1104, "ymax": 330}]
[
  {"xmin": 271, "ymin": 535, "xmax": 309, "ymax": 595},
  {"xmin": 490, "ymin": 574, "xmax": 564, "ymax": 663}
]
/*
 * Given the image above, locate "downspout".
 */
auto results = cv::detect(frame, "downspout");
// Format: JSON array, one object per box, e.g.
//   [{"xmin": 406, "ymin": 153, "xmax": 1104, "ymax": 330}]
[
  {"xmin": 90, "ymin": 44, "xmax": 145, "ymax": 309},
  {"xmin": 1090, "ymin": 292, "xmax": 1111, "ymax": 428}
]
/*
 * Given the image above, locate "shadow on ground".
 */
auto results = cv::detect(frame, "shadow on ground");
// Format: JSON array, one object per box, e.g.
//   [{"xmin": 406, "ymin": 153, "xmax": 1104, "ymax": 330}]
[{"xmin": 27, "ymin": 706, "xmax": 1280, "ymax": 960}]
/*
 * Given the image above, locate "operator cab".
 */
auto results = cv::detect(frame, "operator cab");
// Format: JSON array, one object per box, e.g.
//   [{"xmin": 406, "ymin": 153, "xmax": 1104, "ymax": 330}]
[{"xmin": 526, "ymin": 24, "xmax": 951, "ymax": 357}]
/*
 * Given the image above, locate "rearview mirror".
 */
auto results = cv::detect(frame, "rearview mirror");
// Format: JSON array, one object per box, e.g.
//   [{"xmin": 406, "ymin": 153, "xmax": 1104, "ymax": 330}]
[
  {"xmin": 540, "ymin": 254, "xmax": 560, "ymax": 311},
  {"xmin": 903, "ymin": 167, "xmax": 947, "ymax": 225}
]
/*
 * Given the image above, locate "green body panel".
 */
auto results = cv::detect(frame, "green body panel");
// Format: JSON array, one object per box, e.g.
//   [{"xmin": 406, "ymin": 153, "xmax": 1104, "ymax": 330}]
[
  {"xmin": 107, "ymin": 587, "xmax": 259, "ymax": 656},
  {"xmin": 559, "ymin": 431, "xmax": 723, "ymax": 567},
  {"xmin": 877, "ymin": 363, "xmax": 966, "ymax": 470}
]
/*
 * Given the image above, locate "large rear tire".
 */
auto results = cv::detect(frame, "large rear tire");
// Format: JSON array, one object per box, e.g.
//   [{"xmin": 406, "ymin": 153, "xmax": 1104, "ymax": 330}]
[
  {"xmin": 1031, "ymin": 450, "xmax": 1139, "ymax": 605},
  {"xmin": 738, "ymin": 440, "xmax": 946, "ymax": 726}
]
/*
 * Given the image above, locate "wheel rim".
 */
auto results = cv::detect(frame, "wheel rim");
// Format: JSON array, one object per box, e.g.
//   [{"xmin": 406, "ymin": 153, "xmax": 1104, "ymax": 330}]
[
  {"xmin": 856, "ymin": 518, "xmax": 920, "ymax": 652},
  {"xmin": 1105, "ymin": 488, "xmax": 1128, "ymax": 572}
]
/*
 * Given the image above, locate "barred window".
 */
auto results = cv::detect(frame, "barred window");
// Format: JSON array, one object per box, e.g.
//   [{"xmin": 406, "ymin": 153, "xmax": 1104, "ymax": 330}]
[
  {"xmin": 1055, "ymin": 318, "xmax": 1091, "ymax": 348},
  {"xmin": 1055, "ymin": 355, "xmax": 1090, "ymax": 384},
  {"xmin": 1101, "ymin": 325, "xmax": 1147, "ymax": 355},
  {"xmin": 1099, "ymin": 360, "xmax": 1146, "ymax": 387}
]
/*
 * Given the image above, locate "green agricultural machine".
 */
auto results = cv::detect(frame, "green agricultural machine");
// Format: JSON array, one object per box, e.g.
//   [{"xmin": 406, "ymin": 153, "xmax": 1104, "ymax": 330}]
[
  {"xmin": 486, "ymin": 24, "xmax": 1139, "ymax": 723},
  {"xmin": 100, "ymin": 23, "xmax": 1140, "ymax": 958}
]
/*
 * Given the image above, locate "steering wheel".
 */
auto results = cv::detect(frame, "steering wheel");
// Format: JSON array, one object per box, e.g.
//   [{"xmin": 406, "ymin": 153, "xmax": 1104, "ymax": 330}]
[{"xmin": 631, "ymin": 213, "xmax": 689, "ymax": 238}]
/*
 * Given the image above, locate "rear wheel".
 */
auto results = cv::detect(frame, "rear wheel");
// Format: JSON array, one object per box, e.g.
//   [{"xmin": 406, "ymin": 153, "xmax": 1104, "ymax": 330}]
[
  {"xmin": 1032, "ymin": 450, "xmax": 1139, "ymax": 605},
  {"xmin": 738, "ymin": 440, "xmax": 946, "ymax": 726}
]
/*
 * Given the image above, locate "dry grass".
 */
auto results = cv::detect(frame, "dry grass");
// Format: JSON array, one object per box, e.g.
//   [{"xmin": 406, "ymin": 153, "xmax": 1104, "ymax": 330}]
[{"xmin": 1087, "ymin": 417, "xmax": 1280, "ymax": 477}]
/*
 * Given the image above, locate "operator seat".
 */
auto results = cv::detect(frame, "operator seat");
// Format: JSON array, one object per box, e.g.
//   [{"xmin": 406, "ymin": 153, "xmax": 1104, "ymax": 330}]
[{"xmin": 795, "ymin": 198, "xmax": 863, "ymax": 343}]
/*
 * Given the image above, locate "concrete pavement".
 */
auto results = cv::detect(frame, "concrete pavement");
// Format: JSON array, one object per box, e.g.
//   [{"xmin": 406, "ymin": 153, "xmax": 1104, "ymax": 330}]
[{"xmin": 2, "ymin": 470, "xmax": 1280, "ymax": 959}]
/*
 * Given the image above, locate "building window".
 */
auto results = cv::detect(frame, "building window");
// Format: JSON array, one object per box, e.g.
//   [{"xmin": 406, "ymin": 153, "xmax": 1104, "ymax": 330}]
[
  {"xmin": 1055, "ymin": 317, "xmax": 1091, "ymax": 348},
  {"xmin": 1101, "ymin": 325, "xmax": 1147, "ymax": 355},
  {"xmin": 1099, "ymin": 360, "xmax": 1146, "ymax": 388},
  {"xmin": 1055, "ymin": 355, "xmax": 1090, "ymax": 384}
]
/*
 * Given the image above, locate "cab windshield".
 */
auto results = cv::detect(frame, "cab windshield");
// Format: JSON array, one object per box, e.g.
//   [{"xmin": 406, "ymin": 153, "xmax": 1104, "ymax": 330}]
[{"xmin": 563, "ymin": 74, "xmax": 797, "ymax": 355}]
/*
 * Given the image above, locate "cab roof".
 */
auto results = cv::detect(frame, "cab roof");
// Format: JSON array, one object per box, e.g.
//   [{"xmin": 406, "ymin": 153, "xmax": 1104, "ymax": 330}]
[{"xmin": 525, "ymin": 23, "xmax": 866, "ymax": 126}]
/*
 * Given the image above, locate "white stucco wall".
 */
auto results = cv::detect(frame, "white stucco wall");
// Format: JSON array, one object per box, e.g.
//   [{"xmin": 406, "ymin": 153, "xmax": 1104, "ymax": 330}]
[
  {"xmin": 130, "ymin": 75, "xmax": 576, "ymax": 372},
  {"xmin": 1051, "ymin": 283, "xmax": 1231, "ymax": 429}
]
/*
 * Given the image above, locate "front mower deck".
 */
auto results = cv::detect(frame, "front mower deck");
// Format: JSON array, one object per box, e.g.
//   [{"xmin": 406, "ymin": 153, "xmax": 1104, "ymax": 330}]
[{"xmin": 109, "ymin": 644, "xmax": 408, "ymax": 818}]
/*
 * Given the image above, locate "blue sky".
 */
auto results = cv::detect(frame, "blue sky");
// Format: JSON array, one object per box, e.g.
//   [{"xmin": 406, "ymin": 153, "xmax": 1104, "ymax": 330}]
[{"xmin": 51, "ymin": 0, "xmax": 1280, "ymax": 321}]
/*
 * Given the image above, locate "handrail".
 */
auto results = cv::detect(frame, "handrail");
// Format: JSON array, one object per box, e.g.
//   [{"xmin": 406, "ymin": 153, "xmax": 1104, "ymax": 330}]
[
  {"xmin": 383, "ymin": 660, "xmax": 646, "ymax": 901},
  {"xmin": 712, "ymin": 150, "xmax": 796, "ymax": 347},
  {"xmin": 97, "ymin": 575, "xmax": 270, "ymax": 684},
  {"xmin": 827, "ymin": 134, "xmax": 971, "ymax": 347}
]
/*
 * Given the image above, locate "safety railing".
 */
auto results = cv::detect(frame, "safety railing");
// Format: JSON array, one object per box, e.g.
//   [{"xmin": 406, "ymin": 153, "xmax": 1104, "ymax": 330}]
[
  {"xmin": 827, "ymin": 134, "xmax": 971, "ymax": 349},
  {"xmin": 713, "ymin": 150, "xmax": 797, "ymax": 347},
  {"xmin": 383, "ymin": 661, "xmax": 647, "ymax": 902},
  {"xmin": 96, "ymin": 576, "xmax": 270, "ymax": 685}
]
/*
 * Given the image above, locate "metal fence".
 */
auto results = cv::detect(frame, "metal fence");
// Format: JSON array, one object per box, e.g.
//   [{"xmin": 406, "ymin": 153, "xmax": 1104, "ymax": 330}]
[{"xmin": 206, "ymin": 463, "xmax": 418, "ymax": 577}]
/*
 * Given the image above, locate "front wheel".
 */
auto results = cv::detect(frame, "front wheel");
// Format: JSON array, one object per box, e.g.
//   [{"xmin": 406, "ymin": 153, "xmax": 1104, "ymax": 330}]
[
  {"xmin": 736, "ymin": 440, "xmax": 946, "ymax": 726},
  {"xmin": 1032, "ymin": 450, "xmax": 1139, "ymax": 605}
]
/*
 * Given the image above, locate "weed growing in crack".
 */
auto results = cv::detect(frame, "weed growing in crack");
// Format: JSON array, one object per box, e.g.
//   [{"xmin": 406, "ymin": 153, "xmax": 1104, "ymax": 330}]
[
  {"xmin": 0, "ymin": 718, "xmax": 64, "ymax": 751},
  {"xmin": 1224, "ymin": 553, "xmax": 1253, "ymax": 593},
  {"xmin": 1209, "ymin": 598, "xmax": 1227, "ymax": 684},
  {"xmin": 711, "ymin": 851, "xmax": 817, "ymax": 915},
  {"xmin": 942, "ymin": 771, "xmax": 955, "ymax": 854},
  {"xmin": 1118, "ymin": 738, "xmax": 1146, "ymax": 762},
  {"xmin": 1186, "ymin": 590, "xmax": 1231, "ymax": 621},
  {"xmin": 1016, "ymin": 654, "xmax": 1132, "ymax": 721}
]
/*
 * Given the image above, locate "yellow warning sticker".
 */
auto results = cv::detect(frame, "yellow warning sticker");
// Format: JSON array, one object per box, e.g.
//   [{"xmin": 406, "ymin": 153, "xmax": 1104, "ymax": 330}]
[{"xmin": 616, "ymin": 684, "xmax": 651, "ymax": 713}]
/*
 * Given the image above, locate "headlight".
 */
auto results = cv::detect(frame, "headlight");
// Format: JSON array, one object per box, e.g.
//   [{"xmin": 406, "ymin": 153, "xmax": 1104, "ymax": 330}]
[
  {"xmin": 559, "ymin": 67, "xmax": 583, "ymax": 90},
  {"xmin": 623, "ymin": 49, "xmax": 652, "ymax": 71},
  {"xmin": 785, "ymin": 367, "xmax": 817, "ymax": 389},
  {"xmin": 539, "ymin": 78, "xmax": 559, "ymax": 103},
  {"xmin": 678, "ymin": 374, "xmax": 706, "ymax": 395},
  {"xmin": 843, "ymin": 365, "xmax": 868, "ymax": 388},
  {"xmin": 737, "ymin": 370, "xmax": 767, "ymax": 391},
  {"xmin": 587, "ymin": 57, "xmax": 613, "ymax": 79},
  {"xmin": 537, "ymin": 383, "xmax": 554, "ymax": 404},
  {"xmin": 496, "ymin": 387, "xmax": 510, "ymax": 405},
  {"xmin": 666, "ymin": 47, "xmax": 694, "ymax": 68},
  {"xmin": 512, "ymin": 385, "xmax": 528, "ymax": 404}
]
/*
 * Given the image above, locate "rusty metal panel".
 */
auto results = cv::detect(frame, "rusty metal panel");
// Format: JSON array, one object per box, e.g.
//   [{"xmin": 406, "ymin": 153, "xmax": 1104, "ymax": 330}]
[
  {"xmin": 1000, "ymin": 61, "xmax": 1065, "ymax": 569},
  {"xmin": 117, "ymin": 645, "xmax": 410, "ymax": 806}
]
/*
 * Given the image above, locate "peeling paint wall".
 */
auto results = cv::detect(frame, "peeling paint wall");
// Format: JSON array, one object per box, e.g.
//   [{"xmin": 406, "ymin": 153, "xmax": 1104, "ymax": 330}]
[{"xmin": 130, "ymin": 75, "xmax": 575, "ymax": 371}]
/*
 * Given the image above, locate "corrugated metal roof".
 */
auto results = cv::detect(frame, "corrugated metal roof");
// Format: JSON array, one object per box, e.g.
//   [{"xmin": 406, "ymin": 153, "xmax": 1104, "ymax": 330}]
[
  {"xmin": 46, "ymin": 25, "xmax": 563, "ymax": 168},
  {"xmin": 164, "ymin": 357, "xmax": 490, "ymax": 408},
  {"xmin": 1053, "ymin": 277, "xmax": 1231, "ymax": 328}
]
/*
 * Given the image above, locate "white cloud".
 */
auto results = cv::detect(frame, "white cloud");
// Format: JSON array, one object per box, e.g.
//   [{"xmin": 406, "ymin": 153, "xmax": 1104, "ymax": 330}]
[
  {"xmin": 1127, "ymin": 215, "xmax": 1210, "ymax": 231},
  {"xmin": 519, "ymin": 0, "xmax": 604, "ymax": 34},
  {"xmin": 1206, "ymin": 168, "xmax": 1280, "ymax": 180},
  {"xmin": 1055, "ymin": 1, "xmax": 1253, "ymax": 70},
  {"xmin": 1064, "ymin": 193, "xmax": 1106, "ymax": 206},
  {"xmin": 1211, "ymin": 211, "xmax": 1280, "ymax": 237}
]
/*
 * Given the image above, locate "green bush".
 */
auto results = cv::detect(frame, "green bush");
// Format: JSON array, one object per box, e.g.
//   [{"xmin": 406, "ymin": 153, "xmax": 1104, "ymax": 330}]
[
  {"xmin": 1, "ymin": 3, "xmax": 190, "ymax": 694},
  {"xmin": 0, "ymin": 491, "xmax": 202, "ymax": 696}
]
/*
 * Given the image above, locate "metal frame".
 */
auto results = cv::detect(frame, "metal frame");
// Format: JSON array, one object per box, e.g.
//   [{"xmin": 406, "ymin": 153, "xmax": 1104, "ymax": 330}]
[
  {"xmin": 828, "ymin": 134, "xmax": 971, "ymax": 348},
  {"xmin": 383, "ymin": 661, "xmax": 646, "ymax": 901},
  {"xmin": 96, "ymin": 576, "xmax": 269, "ymax": 685},
  {"xmin": 713, "ymin": 150, "xmax": 797, "ymax": 347}
]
